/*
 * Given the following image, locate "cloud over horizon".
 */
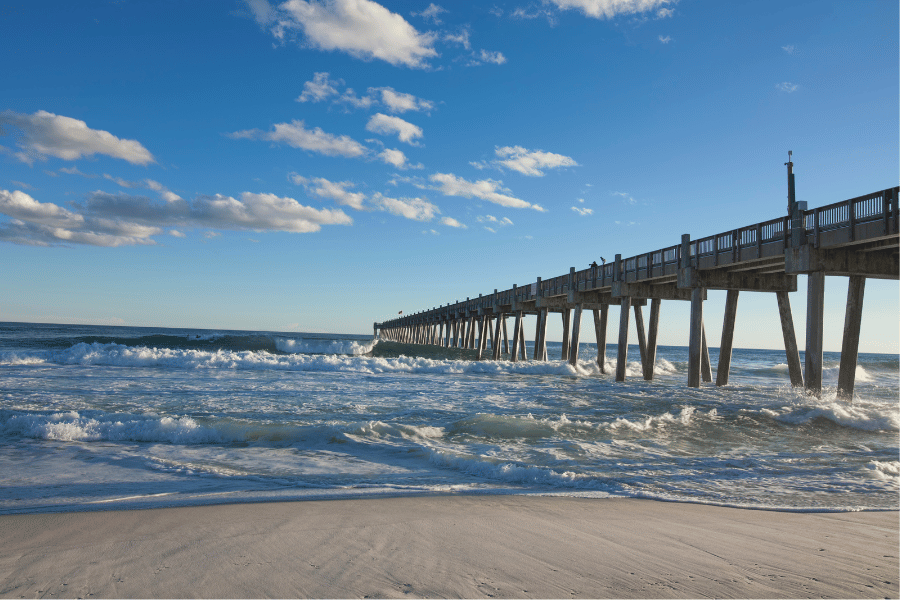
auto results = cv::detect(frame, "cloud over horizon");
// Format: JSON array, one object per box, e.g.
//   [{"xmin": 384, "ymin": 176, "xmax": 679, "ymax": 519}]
[{"xmin": 0, "ymin": 110, "xmax": 155, "ymax": 166}]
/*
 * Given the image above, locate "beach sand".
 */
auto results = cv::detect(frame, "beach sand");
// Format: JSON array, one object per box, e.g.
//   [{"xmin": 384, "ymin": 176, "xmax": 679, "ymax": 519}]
[{"xmin": 0, "ymin": 496, "xmax": 896, "ymax": 599}]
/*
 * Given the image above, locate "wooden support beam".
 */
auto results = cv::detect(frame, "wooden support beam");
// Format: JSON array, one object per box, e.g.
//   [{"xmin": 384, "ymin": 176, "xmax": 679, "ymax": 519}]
[
  {"xmin": 776, "ymin": 291, "xmax": 804, "ymax": 387},
  {"xmin": 539, "ymin": 308, "xmax": 549, "ymax": 361},
  {"xmin": 645, "ymin": 299, "xmax": 660, "ymax": 381},
  {"xmin": 716, "ymin": 290, "xmax": 739, "ymax": 386},
  {"xmin": 837, "ymin": 276, "xmax": 866, "ymax": 401},
  {"xmin": 594, "ymin": 306, "xmax": 608, "ymax": 373},
  {"xmin": 805, "ymin": 271, "xmax": 826, "ymax": 396},
  {"xmin": 688, "ymin": 287, "xmax": 704, "ymax": 388},
  {"xmin": 633, "ymin": 304, "xmax": 649, "ymax": 379},
  {"xmin": 678, "ymin": 269, "xmax": 797, "ymax": 292},
  {"xmin": 476, "ymin": 315, "xmax": 488, "ymax": 360},
  {"xmin": 468, "ymin": 315, "xmax": 477, "ymax": 349},
  {"xmin": 511, "ymin": 311, "xmax": 522, "ymax": 363},
  {"xmin": 561, "ymin": 309, "xmax": 571, "ymax": 361},
  {"xmin": 569, "ymin": 303, "xmax": 582, "ymax": 367},
  {"xmin": 492, "ymin": 312, "xmax": 504, "ymax": 360},
  {"xmin": 533, "ymin": 309, "xmax": 543, "ymax": 360},
  {"xmin": 701, "ymin": 319, "xmax": 712, "ymax": 383},
  {"xmin": 502, "ymin": 316, "xmax": 510, "ymax": 354},
  {"xmin": 518, "ymin": 315, "xmax": 527, "ymax": 361},
  {"xmin": 612, "ymin": 281, "xmax": 696, "ymax": 301},
  {"xmin": 616, "ymin": 297, "xmax": 631, "ymax": 382}
]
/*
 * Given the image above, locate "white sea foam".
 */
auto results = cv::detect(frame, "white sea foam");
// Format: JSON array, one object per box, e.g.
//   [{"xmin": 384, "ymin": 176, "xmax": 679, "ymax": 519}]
[
  {"xmin": 1, "ymin": 411, "xmax": 221, "ymax": 443},
  {"xmin": 0, "ymin": 352, "xmax": 47, "ymax": 365},
  {"xmin": 607, "ymin": 406, "xmax": 718, "ymax": 431},
  {"xmin": 759, "ymin": 398, "xmax": 899, "ymax": 432},
  {"xmin": 275, "ymin": 337, "xmax": 377, "ymax": 355}
]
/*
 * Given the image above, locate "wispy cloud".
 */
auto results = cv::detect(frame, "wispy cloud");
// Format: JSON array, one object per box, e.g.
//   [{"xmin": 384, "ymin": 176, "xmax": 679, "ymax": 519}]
[
  {"xmin": 472, "ymin": 145, "xmax": 578, "ymax": 176},
  {"xmin": 411, "ymin": 3, "xmax": 447, "ymax": 25},
  {"xmin": 441, "ymin": 216, "xmax": 466, "ymax": 228},
  {"xmin": 545, "ymin": 0, "xmax": 675, "ymax": 19},
  {"xmin": 613, "ymin": 191, "xmax": 638, "ymax": 204},
  {"xmin": 371, "ymin": 193, "xmax": 440, "ymax": 221},
  {"xmin": 378, "ymin": 148, "xmax": 423, "ymax": 170},
  {"xmin": 477, "ymin": 214, "xmax": 513, "ymax": 226},
  {"xmin": 658, "ymin": 35, "xmax": 672, "ymax": 44},
  {"xmin": 782, "ymin": 44, "xmax": 796, "ymax": 55},
  {"xmin": 467, "ymin": 49, "xmax": 507, "ymax": 66},
  {"xmin": 429, "ymin": 173, "xmax": 544, "ymax": 211},
  {"xmin": 247, "ymin": 0, "xmax": 438, "ymax": 69},
  {"xmin": 289, "ymin": 174, "xmax": 367, "ymax": 210},
  {"xmin": 296, "ymin": 73, "xmax": 434, "ymax": 114},
  {"xmin": 229, "ymin": 120, "xmax": 368, "ymax": 157},
  {"xmin": 776, "ymin": 82, "xmax": 799, "ymax": 93},
  {"xmin": 571, "ymin": 206, "xmax": 593, "ymax": 216},
  {"xmin": 103, "ymin": 174, "xmax": 182, "ymax": 202},
  {"xmin": 0, "ymin": 110, "xmax": 155, "ymax": 166}
]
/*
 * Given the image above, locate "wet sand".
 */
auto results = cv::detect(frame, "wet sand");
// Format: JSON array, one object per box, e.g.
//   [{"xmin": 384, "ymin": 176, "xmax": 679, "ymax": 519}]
[{"xmin": 0, "ymin": 495, "xmax": 897, "ymax": 598}]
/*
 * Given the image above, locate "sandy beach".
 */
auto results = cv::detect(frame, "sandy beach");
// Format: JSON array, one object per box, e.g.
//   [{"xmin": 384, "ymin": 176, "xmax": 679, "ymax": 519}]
[{"xmin": 0, "ymin": 495, "xmax": 896, "ymax": 599}]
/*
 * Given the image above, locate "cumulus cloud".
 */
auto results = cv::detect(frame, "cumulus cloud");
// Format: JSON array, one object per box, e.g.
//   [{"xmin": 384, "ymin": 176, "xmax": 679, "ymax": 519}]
[
  {"xmin": 365, "ymin": 113, "xmax": 423, "ymax": 145},
  {"xmin": 571, "ymin": 206, "xmax": 593, "ymax": 216},
  {"xmin": 297, "ymin": 71, "xmax": 341, "ymax": 102},
  {"xmin": 474, "ymin": 146, "xmax": 578, "ymax": 176},
  {"xmin": 371, "ymin": 193, "xmax": 439, "ymax": 221},
  {"xmin": 289, "ymin": 174, "xmax": 367, "ymax": 210},
  {"xmin": 0, "ymin": 110, "xmax": 155, "ymax": 166},
  {"xmin": 0, "ymin": 187, "xmax": 352, "ymax": 247},
  {"xmin": 250, "ymin": 0, "xmax": 438, "ymax": 68},
  {"xmin": 441, "ymin": 216, "xmax": 466, "ymax": 228},
  {"xmin": 373, "ymin": 87, "xmax": 434, "ymax": 113},
  {"xmin": 378, "ymin": 148, "xmax": 422, "ymax": 170},
  {"xmin": 229, "ymin": 120, "xmax": 367, "ymax": 157},
  {"xmin": 546, "ymin": 0, "xmax": 675, "ymax": 19},
  {"xmin": 429, "ymin": 173, "xmax": 543, "ymax": 211}
]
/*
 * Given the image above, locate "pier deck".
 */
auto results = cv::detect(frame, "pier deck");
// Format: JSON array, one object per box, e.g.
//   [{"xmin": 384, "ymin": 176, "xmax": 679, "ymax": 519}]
[{"xmin": 376, "ymin": 185, "xmax": 898, "ymax": 398}]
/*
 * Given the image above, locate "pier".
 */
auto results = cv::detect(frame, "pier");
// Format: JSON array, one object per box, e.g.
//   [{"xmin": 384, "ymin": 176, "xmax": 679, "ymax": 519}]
[{"xmin": 375, "ymin": 168, "xmax": 898, "ymax": 399}]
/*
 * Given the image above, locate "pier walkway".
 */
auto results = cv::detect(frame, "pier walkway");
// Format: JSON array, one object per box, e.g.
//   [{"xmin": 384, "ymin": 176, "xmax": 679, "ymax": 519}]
[{"xmin": 376, "ymin": 177, "xmax": 898, "ymax": 400}]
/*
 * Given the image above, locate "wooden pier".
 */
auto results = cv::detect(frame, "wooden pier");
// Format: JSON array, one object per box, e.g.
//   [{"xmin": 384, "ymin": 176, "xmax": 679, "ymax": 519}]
[{"xmin": 375, "ymin": 176, "xmax": 898, "ymax": 399}]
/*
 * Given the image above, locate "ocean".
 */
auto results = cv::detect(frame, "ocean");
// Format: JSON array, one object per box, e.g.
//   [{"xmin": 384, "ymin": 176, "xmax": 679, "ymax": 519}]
[{"xmin": 0, "ymin": 321, "xmax": 897, "ymax": 515}]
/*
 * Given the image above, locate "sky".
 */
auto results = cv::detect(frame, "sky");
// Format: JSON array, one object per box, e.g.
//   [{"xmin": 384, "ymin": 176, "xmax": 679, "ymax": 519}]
[{"xmin": 1, "ymin": 0, "xmax": 897, "ymax": 352}]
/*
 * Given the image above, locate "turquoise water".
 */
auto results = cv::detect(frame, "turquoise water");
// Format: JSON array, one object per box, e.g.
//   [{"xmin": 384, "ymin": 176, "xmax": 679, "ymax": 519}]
[{"xmin": 0, "ymin": 322, "xmax": 897, "ymax": 514}]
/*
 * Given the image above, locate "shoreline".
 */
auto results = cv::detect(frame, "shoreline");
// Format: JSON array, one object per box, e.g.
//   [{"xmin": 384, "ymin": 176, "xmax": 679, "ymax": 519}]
[{"xmin": 1, "ymin": 495, "xmax": 896, "ymax": 598}]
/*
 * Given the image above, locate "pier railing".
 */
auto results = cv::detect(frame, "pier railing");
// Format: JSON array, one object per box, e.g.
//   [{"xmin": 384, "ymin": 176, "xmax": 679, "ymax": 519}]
[{"xmin": 390, "ymin": 187, "xmax": 897, "ymax": 320}]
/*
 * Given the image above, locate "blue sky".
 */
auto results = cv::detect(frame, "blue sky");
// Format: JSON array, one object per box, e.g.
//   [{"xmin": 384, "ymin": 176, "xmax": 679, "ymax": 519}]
[{"xmin": 1, "ymin": 0, "xmax": 897, "ymax": 352}]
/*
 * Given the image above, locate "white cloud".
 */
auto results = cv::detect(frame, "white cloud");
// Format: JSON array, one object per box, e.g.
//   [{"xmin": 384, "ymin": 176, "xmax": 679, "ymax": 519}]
[
  {"xmin": 429, "ymin": 173, "xmax": 543, "ymax": 211},
  {"xmin": 613, "ymin": 191, "xmax": 638, "ymax": 204},
  {"xmin": 444, "ymin": 29, "xmax": 471, "ymax": 49},
  {"xmin": 0, "ymin": 110, "xmax": 155, "ymax": 166},
  {"xmin": 546, "ymin": 0, "xmax": 675, "ymax": 19},
  {"xmin": 365, "ymin": 113, "xmax": 423, "ymax": 145},
  {"xmin": 0, "ymin": 185, "xmax": 354, "ymax": 247},
  {"xmin": 259, "ymin": 0, "xmax": 438, "ymax": 68},
  {"xmin": 373, "ymin": 87, "xmax": 434, "ymax": 113},
  {"xmin": 371, "ymin": 193, "xmax": 439, "ymax": 221},
  {"xmin": 490, "ymin": 145, "xmax": 578, "ymax": 176},
  {"xmin": 658, "ymin": 35, "xmax": 671, "ymax": 43},
  {"xmin": 339, "ymin": 88, "xmax": 376, "ymax": 109},
  {"xmin": 571, "ymin": 206, "xmax": 593, "ymax": 216},
  {"xmin": 440, "ymin": 216, "xmax": 466, "ymax": 228},
  {"xmin": 378, "ymin": 148, "xmax": 422, "ymax": 170},
  {"xmin": 467, "ymin": 49, "xmax": 506, "ymax": 66},
  {"xmin": 777, "ymin": 82, "xmax": 799, "ymax": 93},
  {"xmin": 656, "ymin": 7, "xmax": 674, "ymax": 17},
  {"xmin": 229, "ymin": 120, "xmax": 368, "ymax": 157},
  {"xmin": 477, "ymin": 214, "xmax": 513, "ymax": 226},
  {"xmin": 297, "ymin": 72, "xmax": 341, "ymax": 102},
  {"xmin": 289, "ymin": 174, "xmax": 367, "ymax": 210},
  {"xmin": 782, "ymin": 44, "xmax": 796, "ymax": 54},
  {"xmin": 412, "ymin": 4, "xmax": 447, "ymax": 24},
  {"xmin": 58, "ymin": 166, "xmax": 97, "ymax": 177},
  {"xmin": 103, "ymin": 174, "xmax": 182, "ymax": 202}
]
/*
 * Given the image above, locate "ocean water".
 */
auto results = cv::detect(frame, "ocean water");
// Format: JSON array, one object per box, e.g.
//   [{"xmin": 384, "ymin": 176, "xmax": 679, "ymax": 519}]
[{"xmin": 0, "ymin": 321, "xmax": 897, "ymax": 515}]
